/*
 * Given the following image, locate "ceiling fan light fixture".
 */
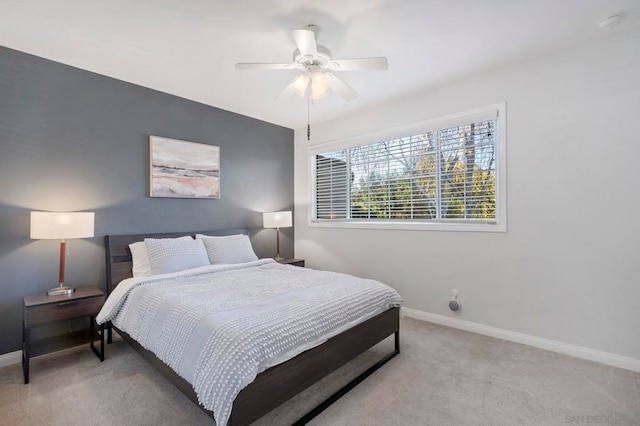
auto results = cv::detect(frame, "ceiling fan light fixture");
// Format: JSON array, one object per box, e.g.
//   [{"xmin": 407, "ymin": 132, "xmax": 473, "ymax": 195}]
[
  {"xmin": 311, "ymin": 71, "xmax": 328, "ymax": 99},
  {"xmin": 292, "ymin": 74, "xmax": 309, "ymax": 97}
]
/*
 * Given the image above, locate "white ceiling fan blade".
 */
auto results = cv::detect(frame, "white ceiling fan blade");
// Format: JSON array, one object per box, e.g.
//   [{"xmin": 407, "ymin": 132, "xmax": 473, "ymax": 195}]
[
  {"xmin": 235, "ymin": 63, "xmax": 297, "ymax": 70},
  {"xmin": 326, "ymin": 73, "xmax": 358, "ymax": 101},
  {"xmin": 291, "ymin": 28, "xmax": 317, "ymax": 56},
  {"xmin": 326, "ymin": 57, "xmax": 388, "ymax": 71},
  {"xmin": 276, "ymin": 84, "xmax": 296, "ymax": 100}
]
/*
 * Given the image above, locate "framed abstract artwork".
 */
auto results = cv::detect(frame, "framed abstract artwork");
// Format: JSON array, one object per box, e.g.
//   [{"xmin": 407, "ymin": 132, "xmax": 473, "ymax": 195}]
[{"xmin": 149, "ymin": 136, "xmax": 220, "ymax": 199}]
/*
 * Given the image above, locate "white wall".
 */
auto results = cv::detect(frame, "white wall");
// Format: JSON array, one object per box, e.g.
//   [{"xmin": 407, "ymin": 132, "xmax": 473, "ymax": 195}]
[{"xmin": 294, "ymin": 29, "xmax": 640, "ymax": 361}]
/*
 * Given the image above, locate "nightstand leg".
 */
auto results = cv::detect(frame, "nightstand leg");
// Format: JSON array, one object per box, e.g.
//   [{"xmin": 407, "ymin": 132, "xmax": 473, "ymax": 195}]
[
  {"xmin": 21, "ymin": 323, "xmax": 24, "ymax": 367},
  {"xmin": 23, "ymin": 325, "xmax": 30, "ymax": 385}
]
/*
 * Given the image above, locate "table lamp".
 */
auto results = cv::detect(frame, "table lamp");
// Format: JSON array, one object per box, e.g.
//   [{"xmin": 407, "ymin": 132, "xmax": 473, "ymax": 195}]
[
  {"xmin": 30, "ymin": 211, "xmax": 95, "ymax": 296},
  {"xmin": 263, "ymin": 211, "xmax": 292, "ymax": 261}
]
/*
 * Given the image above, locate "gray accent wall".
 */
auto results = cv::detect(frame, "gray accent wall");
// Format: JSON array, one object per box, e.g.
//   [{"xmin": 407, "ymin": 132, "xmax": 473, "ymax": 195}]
[{"xmin": 0, "ymin": 46, "xmax": 294, "ymax": 355}]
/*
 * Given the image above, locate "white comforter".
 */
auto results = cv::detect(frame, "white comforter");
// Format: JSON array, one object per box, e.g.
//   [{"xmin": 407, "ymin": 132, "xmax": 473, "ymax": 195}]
[{"xmin": 97, "ymin": 259, "xmax": 402, "ymax": 425}]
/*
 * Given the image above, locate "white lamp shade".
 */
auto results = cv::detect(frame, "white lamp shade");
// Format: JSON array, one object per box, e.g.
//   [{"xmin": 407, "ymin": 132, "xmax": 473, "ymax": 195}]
[
  {"xmin": 30, "ymin": 212, "xmax": 95, "ymax": 240},
  {"xmin": 311, "ymin": 72, "xmax": 328, "ymax": 99},
  {"xmin": 263, "ymin": 211, "xmax": 292, "ymax": 229},
  {"xmin": 292, "ymin": 74, "xmax": 309, "ymax": 97}
]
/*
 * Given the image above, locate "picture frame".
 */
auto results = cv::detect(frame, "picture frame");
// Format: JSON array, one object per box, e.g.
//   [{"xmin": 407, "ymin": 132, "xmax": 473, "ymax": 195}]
[{"xmin": 149, "ymin": 136, "xmax": 220, "ymax": 199}]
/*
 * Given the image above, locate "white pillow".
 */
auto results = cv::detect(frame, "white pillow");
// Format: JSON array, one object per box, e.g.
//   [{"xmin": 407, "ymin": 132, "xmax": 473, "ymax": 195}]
[
  {"xmin": 196, "ymin": 234, "xmax": 258, "ymax": 264},
  {"xmin": 129, "ymin": 236, "xmax": 192, "ymax": 278},
  {"xmin": 144, "ymin": 237, "xmax": 210, "ymax": 275},
  {"xmin": 129, "ymin": 241, "xmax": 152, "ymax": 278}
]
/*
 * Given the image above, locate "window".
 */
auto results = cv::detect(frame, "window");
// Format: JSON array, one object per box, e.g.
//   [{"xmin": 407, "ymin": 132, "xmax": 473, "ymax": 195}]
[{"xmin": 310, "ymin": 104, "xmax": 506, "ymax": 231}]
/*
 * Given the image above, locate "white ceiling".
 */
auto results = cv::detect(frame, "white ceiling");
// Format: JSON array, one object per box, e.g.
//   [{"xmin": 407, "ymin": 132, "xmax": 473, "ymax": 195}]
[{"xmin": 1, "ymin": 0, "xmax": 638, "ymax": 129}]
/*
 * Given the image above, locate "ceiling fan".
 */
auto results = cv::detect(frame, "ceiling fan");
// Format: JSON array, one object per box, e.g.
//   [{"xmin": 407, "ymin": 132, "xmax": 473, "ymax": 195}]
[{"xmin": 235, "ymin": 25, "xmax": 388, "ymax": 102}]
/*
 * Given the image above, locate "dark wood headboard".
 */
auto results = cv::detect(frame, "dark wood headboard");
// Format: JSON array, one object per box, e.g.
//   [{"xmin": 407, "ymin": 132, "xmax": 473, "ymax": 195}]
[{"xmin": 105, "ymin": 228, "xmax": 249, "ymax": 295}]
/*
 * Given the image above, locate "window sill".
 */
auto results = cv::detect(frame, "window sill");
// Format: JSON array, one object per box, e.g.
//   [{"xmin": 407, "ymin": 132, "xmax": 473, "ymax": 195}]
[{"xmin": 308, "ymin": 220, "xmax": 507, "ymax": 233}]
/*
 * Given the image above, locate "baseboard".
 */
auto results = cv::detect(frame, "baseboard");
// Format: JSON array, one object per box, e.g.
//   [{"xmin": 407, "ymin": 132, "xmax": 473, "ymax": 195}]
[
  {"xmin": 402, "ymin": 307, "xmax": 640, "ymax": 373},
  {"xmin": 0, "ymin": 350, "xmax": 21, "ymax": 368}
]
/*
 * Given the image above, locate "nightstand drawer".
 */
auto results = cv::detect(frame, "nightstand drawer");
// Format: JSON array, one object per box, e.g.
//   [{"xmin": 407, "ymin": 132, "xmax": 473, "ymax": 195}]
[{"xmin": 25, "ymin": 296, "xmax": 104, "ymax": 326}]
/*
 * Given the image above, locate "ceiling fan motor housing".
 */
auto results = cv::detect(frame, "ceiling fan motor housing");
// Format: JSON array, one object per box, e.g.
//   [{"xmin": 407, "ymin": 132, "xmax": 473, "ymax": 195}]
[{"xmin": 293, "ymin": 45, "xmax": 332, "ymax": 71}]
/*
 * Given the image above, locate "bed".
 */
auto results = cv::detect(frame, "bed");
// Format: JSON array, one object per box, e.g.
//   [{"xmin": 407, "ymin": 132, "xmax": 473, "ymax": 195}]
[{"xmin": 100, "ymin": 229, "xmax": 401, "ymax": 425}]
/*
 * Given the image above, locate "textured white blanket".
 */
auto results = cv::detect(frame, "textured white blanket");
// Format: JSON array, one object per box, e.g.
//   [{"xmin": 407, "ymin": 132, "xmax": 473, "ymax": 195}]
[{"xmin": 97, "ymin": 259, "xmax": 402, "ymax": 425}]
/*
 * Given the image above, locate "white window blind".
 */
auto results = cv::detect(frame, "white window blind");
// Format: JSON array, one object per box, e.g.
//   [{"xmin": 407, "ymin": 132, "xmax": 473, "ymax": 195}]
[
  {"xmin": 314, "ymin": 151, "xmax": 348, "ymax": 219},
  {"xmin": 312, "ymin": 110, "xmax": 501, "ymax": 228}
]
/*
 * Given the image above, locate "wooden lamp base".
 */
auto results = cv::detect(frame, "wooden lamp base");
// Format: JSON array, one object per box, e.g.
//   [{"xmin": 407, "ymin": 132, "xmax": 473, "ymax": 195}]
[{"xmin": 47, "ymin": 240, "xmax": 75, "ymax": 296}]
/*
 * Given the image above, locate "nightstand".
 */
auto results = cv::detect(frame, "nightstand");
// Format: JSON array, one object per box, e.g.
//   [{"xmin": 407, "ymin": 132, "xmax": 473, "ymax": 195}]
[
  {"xmin": 22, "ymin": 286, "xmax": 105, "ymax": 384},
  {"xmin": 276, "ymin": 258, "xmax": 305, "ymax": 267}
]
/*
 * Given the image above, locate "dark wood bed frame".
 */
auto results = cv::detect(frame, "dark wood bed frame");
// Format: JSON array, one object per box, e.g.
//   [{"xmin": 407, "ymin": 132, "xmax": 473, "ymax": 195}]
[{"xmin": 105, "ymin": 229, "xmax": 400, "ymax": 425}]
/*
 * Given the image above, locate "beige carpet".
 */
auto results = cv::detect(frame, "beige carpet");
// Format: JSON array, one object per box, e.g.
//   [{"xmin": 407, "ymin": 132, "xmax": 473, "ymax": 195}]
[{"xmin": 1, "ymin": 317, "xmax": 639, "ymax": 425}]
